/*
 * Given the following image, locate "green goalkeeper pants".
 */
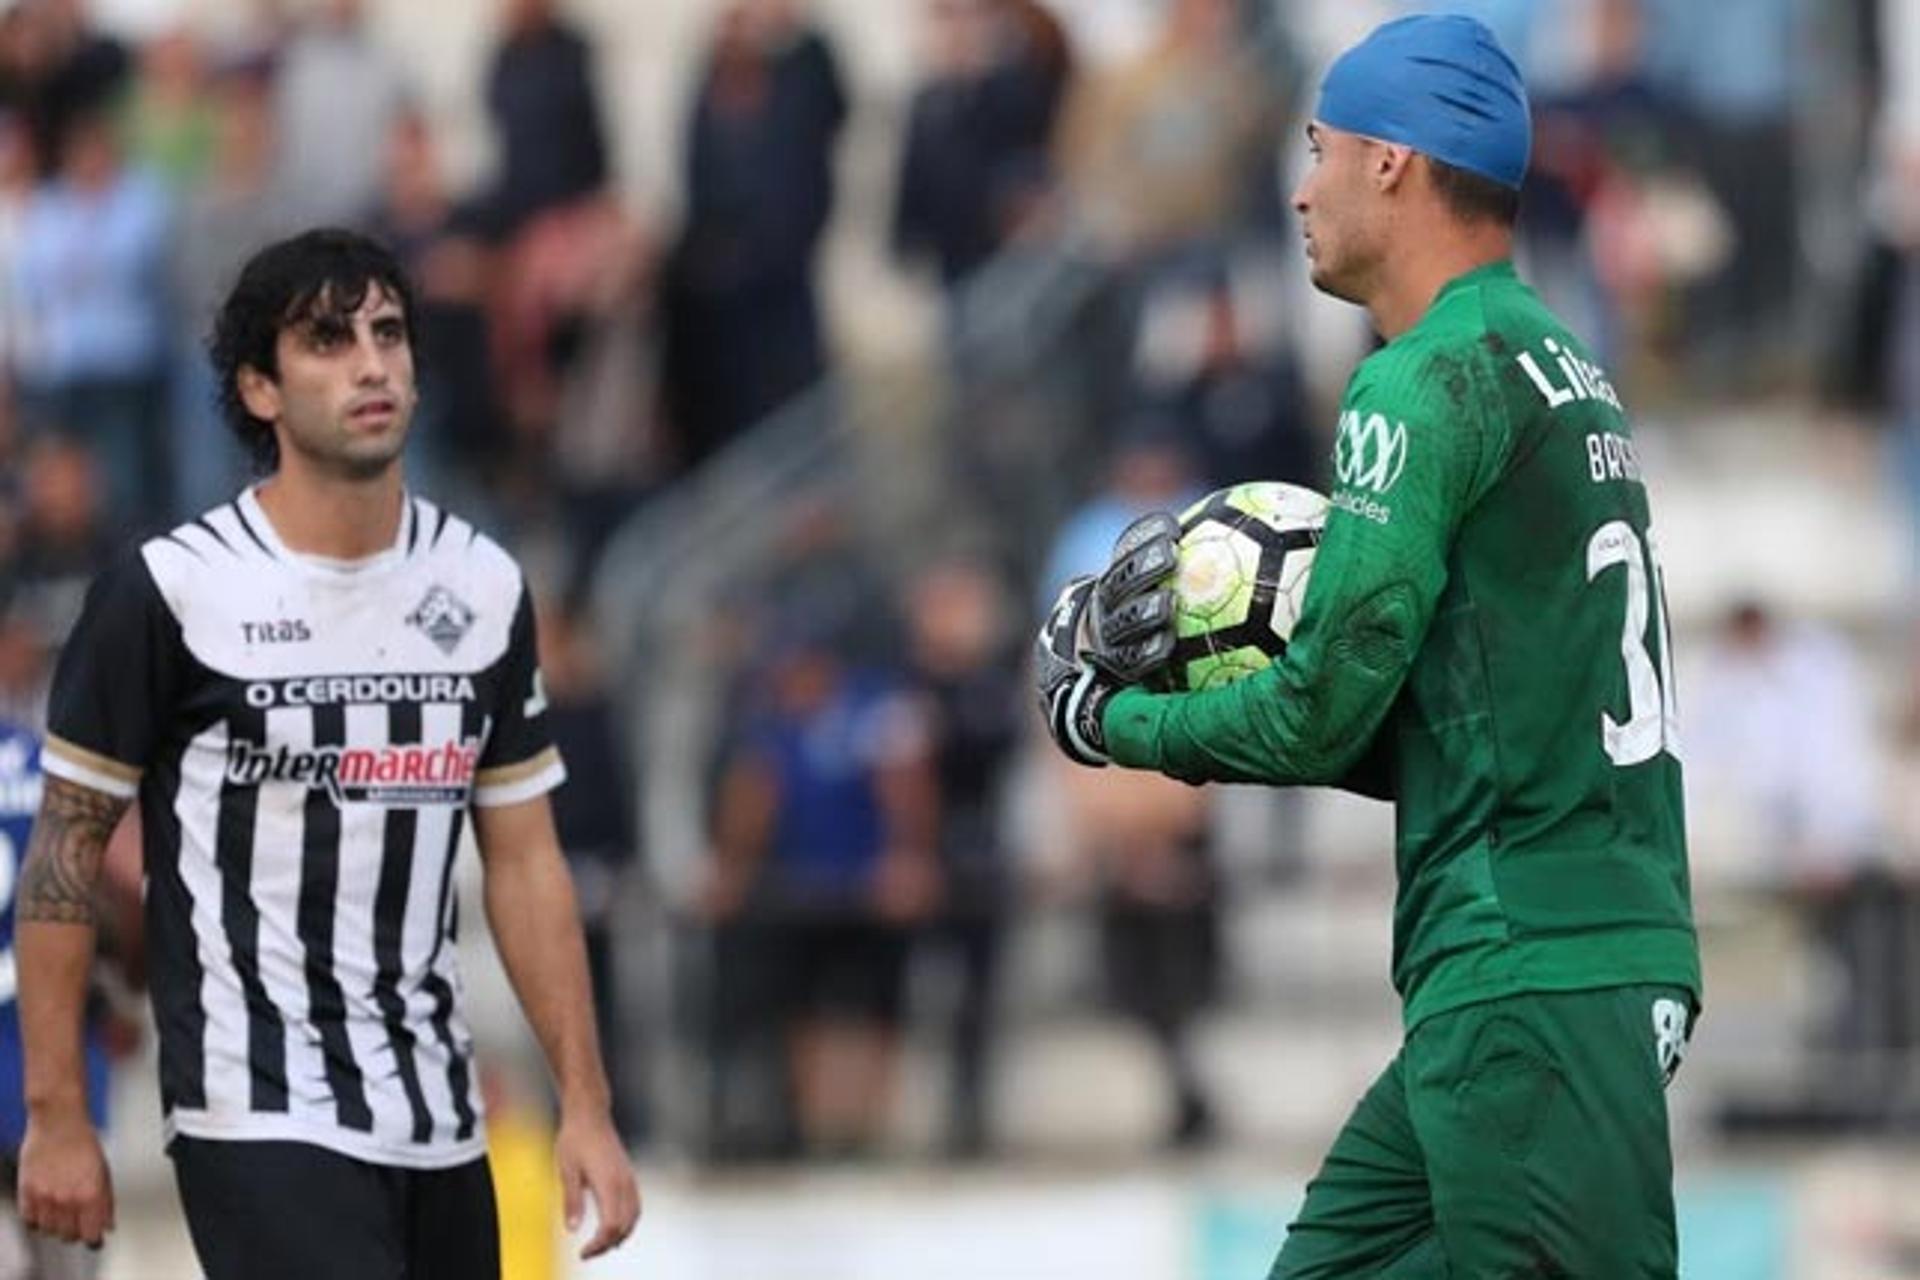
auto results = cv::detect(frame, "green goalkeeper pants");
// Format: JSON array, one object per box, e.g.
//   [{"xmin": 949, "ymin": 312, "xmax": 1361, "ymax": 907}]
[{"xmin": 1270, "ymin": 984, "xmax": 1693, "ymax": 1279}]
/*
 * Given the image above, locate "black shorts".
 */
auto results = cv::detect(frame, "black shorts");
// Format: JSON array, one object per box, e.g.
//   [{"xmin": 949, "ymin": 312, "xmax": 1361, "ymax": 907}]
[
  {"xmin": 170, "ymin": 1137, "xmax": 499, "ymax": 1280},
  {"xmin": 782, "ymin": 918, "xmax": 907, "ymax": 1024}
]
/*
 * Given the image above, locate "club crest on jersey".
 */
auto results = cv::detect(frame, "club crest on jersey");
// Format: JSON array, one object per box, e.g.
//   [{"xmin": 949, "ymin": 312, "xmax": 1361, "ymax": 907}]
[{"xmin": 406, "ymin": 586, "xmax": 476, "ymax": 655}]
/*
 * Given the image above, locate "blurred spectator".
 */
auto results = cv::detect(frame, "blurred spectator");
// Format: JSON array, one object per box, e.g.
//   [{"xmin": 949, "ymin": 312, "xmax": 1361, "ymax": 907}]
[
  {"xmin": 119, "ymin": 24, "xmax": 214, "ymax": 190},
  {"xmin": 662, "ymin": 0, "xmax": 847, "ymax": 468},
  {"xmin": 1686, "ymin": 600, "xmax": 1911, "ymax": 1125},
  {"xmin": 904, "ymin": 557, "xmax": 1025, "ymax": 1158},
  {"xmin": 1118, "ymin": 244, "xmax": 1313, "ymax": 488},
  {"xmin": 1038, "ymin": 431, "xmax": 1201, "ymax": 606},
  {"xmin": 1055, "ymin": 0, "xmax": 1288, "ymax": 258},
  {"xmin": 488, "ymin": 190, "xmax": 648, "ymax": 457},
  {"xmin": 1642, "ymin": 0, "xmax": 1805, "ymax": 379},
  {"xmin": 892, "ymin": 0, "xmax": 1069, "ymax": 293},
  {"xmin": 480, "ymin": 0, "xmax": 610, "ymax": 240},
  {"xmin": 11, "ymin": 102, "xmax": 171, "ymax": 527},
  {"xmin": 1033, "ymin": 433, "xmax": 1218, "ymax": 1148},
  {"xmin": 0, "ymin": 110, "xmax": 38, "ymax": 379},
  {"xmin": 1056, "ymin": 745, "xmax": 1220, "ymax": 1149},
  {"xmin": 0, "ymin": 0, "xmax": 129, "ymax": 179},
  {"xmin": 1826, "ymin": 0, "xmax": 1909, "ymax": 418},
  {"xmin": 270, "ymin": 0, "xmax": 408, "ymax": 229},
  {"xmin": 702, "ymin": 614, "xmax": 939, "ymax": 1159},
  {"xmin": 170, "ymin": 55, "xmax": 286, "ymax": 515},
  {"xmin": 369, "ymin": 108, "xmax": 503, "ymax": 503},
  {"xmin": 0, "ymin": 434, "xmax": 111, "ymax": 656},
  {"xmin": 0, "ymin": 8, "xmax": 39, "ymax": 119},
  {"xmin": 1687, "ymin": 600, "xmax": 1885, "ymax": 887},
  {"xmin": 536, "ymin": 593, "xmax": 647, "ymax": 1146},
  {"xmin": 1879, "ymin": 0, "xmax": 1920, "ymax": 563},
  {"xmin": 1518, "ymin": 0, "xmax": 1673, "ymax": 367},
  {"xmin": 0, "ymin": 588, "xmax": 47, "ymax": 729},
  {"xmin": 479, "ymin": 0, "xmax": 646, "ymax": 454}
]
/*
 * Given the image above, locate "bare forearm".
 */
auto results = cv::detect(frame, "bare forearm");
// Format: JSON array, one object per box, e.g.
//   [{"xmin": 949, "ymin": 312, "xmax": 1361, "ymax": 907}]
[
  {"xmin": 485, "ymin": 853, "xmax": 611, "ymax": 1115},
  {"xmin": 19, "ymin": 778, "xmax": 129, "ymax": 1115}
]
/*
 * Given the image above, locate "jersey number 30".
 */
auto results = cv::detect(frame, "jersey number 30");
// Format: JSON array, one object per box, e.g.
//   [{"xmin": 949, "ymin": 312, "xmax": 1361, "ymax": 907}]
[{"xmin": 1587, "ymin": 521, "xmax": 1681, "ymax": 767}]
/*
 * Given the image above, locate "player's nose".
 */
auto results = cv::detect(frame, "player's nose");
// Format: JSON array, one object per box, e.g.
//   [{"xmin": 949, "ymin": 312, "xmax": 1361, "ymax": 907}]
[{"xmin": 348, "ymin": 332, "xmax": 391, "ymax": 385}]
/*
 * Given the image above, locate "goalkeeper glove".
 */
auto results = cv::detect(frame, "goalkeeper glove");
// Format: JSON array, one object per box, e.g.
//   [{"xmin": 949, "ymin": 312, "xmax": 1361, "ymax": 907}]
[
  {"xmin": 1037, "ymin": 514, "xmax": 1184, "ymax": 767},
  {"xmin": 1088, "ymin": 511, "xmax": 1180, "ymax": 684},
  {"xmin": 1035, "ymin": 576, "xmax": 1117, "ymax": 767}
]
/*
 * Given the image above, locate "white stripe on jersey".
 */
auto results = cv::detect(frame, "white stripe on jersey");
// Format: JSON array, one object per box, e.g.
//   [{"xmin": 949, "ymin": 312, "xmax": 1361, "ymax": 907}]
[
  {"xmin": 473, "ymin": 747, "xmax": 567, "ymax": 808},
  {"xmin": 38, "ymin": 749, "xmax": 137, "ymax": 800}
]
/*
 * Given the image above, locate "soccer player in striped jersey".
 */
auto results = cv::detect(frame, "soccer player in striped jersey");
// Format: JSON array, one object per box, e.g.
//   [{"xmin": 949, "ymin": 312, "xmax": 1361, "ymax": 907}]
[{"xmin": 14, "ymin": 230, "xmax": 640, "ymax": 1277}]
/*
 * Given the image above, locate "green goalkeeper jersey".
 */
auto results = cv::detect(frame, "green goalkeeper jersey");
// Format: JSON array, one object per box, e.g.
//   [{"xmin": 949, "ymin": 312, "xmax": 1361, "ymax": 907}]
[{"xmin": 1104, "ymin": 260, "xmax": 1700, "ymax": 1029}]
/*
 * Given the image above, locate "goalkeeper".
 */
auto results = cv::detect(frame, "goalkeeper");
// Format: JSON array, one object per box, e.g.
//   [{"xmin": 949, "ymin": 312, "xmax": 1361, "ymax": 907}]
[{"xmin": 1037, "ymin": 15, "xmax": 1700, "ymax": 1278}]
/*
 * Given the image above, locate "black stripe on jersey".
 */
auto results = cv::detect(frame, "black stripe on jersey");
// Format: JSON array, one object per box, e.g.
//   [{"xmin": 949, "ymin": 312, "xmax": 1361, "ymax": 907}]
[
  {"xmin": 406, "ymin": 500, "xmax": 422, "ymax": 555},
  {"xmin": 430, "ymin": 506, "xmax": 451, "ymax": 549},
  {"xmin": 219, "ymin": 703, "xmax": 287, "ymax": 1112},
  {"xmin": 298, "ymin": 703, "xmax": 374, "ymax": 1132},
  {"xmin": 371, "ymin": 700, "xmax": 434, "ymax": 1143},
  {"xmin": 229, "ymin": 500, "xmax": 277, "ymax": 560},
  {"xmin": 193, "ymin": 516, "xmax": 235, "ymax": 554},
  {"xmin": 143, "ymin": 754, "xmax": 206, "ymax": 1112}
]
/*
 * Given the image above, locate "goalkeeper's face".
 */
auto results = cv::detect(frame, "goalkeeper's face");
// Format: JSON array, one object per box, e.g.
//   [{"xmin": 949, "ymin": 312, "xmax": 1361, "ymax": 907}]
[{"xmin": 1292, "ymin": 121, "xmax": 1392, "ymax": 305}]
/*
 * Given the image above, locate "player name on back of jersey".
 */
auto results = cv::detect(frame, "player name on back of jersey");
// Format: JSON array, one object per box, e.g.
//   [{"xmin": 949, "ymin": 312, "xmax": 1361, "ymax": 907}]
[{"xmin": 1583, "ymin": 431, "xmax": 1644, "ymax": 486}]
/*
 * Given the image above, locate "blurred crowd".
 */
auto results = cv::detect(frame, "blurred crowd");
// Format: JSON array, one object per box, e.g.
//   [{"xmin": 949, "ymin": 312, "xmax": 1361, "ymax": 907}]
[{"xmin": 0, "ymin": 0, "xmax": 1917, "ymax": 1166}]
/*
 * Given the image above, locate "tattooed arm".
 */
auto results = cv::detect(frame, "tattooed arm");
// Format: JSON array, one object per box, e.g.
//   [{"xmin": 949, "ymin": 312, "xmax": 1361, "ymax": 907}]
[{"xmin": 15, "ymin": 775, "xmax": 130, "ymax": 1247}]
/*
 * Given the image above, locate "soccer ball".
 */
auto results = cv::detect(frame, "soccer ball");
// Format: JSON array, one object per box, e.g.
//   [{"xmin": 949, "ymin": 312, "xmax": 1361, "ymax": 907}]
[{"xmin": 1165, "ymin": 481, "xmax": 1327, "ymax": 692}]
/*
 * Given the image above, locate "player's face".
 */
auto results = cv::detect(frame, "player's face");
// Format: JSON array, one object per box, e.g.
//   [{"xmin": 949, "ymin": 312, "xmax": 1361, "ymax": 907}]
[
  {"xmin": 1292, "ymin": 122, "xmax": 1387, "ymax": 303},
  {"xmin": 253, "ymin": 285, "xmax": 418, "ymax": 482}
]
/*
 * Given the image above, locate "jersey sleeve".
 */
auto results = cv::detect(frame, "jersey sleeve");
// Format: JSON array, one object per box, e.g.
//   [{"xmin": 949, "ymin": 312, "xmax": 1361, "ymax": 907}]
[
  {"xmin": 43, "ymin": 550, "xmax": 185, "ymax": 799},
  {"xmin": 1103, "ymin": 342, "xmax": 1510, "ymax": 786},
  {"xmin": 472, "ymin": 584, "xmax": 568, "ymax": 808}
]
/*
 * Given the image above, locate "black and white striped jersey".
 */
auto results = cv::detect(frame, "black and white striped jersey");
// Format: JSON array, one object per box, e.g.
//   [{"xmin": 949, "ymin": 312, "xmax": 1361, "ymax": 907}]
[{"xmin": 42, "ymin": 489, "xmax": 565, "ymax": 1170}]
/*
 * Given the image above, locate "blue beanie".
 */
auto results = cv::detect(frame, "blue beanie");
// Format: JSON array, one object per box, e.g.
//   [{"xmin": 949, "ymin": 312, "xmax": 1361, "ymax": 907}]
[{"xmin": 1315, "ymin": 14, "xmax": 1532, "ymax": 191}]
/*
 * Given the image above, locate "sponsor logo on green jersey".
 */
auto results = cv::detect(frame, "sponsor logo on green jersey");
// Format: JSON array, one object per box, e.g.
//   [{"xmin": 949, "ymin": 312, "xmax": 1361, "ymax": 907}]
[{"xmin": 1334, "ymin": 410, "xmax": 1408, "ymax": 495}]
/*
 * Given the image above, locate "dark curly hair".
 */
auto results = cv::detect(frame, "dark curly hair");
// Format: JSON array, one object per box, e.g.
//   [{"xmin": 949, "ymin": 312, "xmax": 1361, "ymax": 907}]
[{"xmin": 209, "ymin": 228, "xmax": 420, "ymax": 473}]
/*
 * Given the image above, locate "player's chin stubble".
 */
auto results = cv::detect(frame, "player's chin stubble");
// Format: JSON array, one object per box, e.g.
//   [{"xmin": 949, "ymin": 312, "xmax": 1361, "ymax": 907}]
[{"xmin": 285, "ymin": 424, "xmax": 409, "ymax": 482}]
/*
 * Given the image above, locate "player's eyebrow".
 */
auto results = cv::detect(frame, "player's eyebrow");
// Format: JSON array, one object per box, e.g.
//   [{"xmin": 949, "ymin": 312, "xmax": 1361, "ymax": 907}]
[
  {"xmin": 293, "ymin": 311, "xmax": 353, "ymax": 341},
  {"xmin": 1306, "ymin": 122, "xmax": 1321, "ymax": 146}
]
